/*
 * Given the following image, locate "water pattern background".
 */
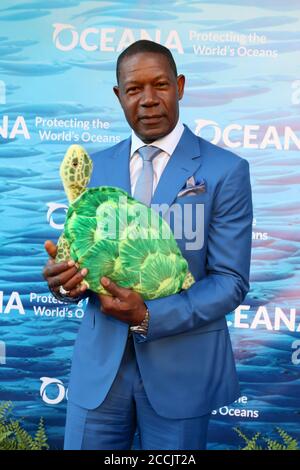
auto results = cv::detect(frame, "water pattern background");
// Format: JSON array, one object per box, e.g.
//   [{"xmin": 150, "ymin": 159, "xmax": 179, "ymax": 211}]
[{"xmin": 0, "ymin": 0, "xmax": 299, "ymax": 450}]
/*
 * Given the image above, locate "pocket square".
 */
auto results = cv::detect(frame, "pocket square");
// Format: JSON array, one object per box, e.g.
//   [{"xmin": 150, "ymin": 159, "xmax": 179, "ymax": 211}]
[{"xmin": 177, "ymin": 177, "xmax": 206, "ymax": 197}]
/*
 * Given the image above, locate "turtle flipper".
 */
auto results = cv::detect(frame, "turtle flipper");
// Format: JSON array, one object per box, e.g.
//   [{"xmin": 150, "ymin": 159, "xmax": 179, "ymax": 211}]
[
  {"xmin": 55, "ymin": 234, "xmax": 90, "ymax": 291},
  {"xmin": 181, "ymin": 271, "xmax": 195, "ymax": 290}
]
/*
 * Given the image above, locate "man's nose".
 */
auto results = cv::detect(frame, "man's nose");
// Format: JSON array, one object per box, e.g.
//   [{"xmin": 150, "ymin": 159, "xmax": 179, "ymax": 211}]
[{"xmin": 140, "ymin": 85, "xmax": 159, "ymax": 106}]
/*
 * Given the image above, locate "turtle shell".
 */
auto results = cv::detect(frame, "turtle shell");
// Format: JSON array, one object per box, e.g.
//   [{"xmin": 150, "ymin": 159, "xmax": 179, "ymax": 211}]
[{"xmin": 63, "ymin": 186, "xmax": 189, "ymax": 299}]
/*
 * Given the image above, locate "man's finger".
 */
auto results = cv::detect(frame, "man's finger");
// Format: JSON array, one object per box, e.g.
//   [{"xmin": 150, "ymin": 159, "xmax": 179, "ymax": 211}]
[
  {"xmin": 44, "ymin": 240, "xmax": 58, "ymax": 259},
  {"xmin": 63, "ymin": 269, "xmax": 88, "ymax": 291},
  {"xmin": 47, "ymin": 266, "xmax": 78, "ymax": 288},
  {"xmin": 100, "ymin": 277, "xmax": 126, "ymax": 299},
  {"xmin": 43, "ymin": 260, "xmax": 76, "ymax": 279},
  {"xmin": 68, "ymin": 283, "xmax": 87, "ymax": 298}
]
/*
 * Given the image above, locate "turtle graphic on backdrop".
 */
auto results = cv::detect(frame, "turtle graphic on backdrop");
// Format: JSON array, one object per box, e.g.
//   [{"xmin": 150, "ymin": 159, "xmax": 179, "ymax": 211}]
[{"xmin": 55, "ymin": 144, "xmax": 195, "ymax": 300}]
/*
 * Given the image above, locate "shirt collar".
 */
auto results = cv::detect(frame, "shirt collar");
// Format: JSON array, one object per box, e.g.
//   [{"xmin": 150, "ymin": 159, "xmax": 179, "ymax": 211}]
[{"xmin": 130, "ymin": 120, "xmax": 184, "ymax": 158}]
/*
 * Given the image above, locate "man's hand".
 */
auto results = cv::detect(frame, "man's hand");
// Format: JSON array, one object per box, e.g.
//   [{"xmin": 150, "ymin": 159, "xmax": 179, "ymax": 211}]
[
  {"xmin": 43, "ymin": 240, "xmax": 88, "ymax": 298},
  {"xmin": 99, "ymin": 277, "xmax": 147, "ymax": 326}
]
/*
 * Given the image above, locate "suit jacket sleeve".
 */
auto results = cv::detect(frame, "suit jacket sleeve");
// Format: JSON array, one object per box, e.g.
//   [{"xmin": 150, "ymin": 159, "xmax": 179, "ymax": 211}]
[{"xmin": 143, "ymin": 157, "xmax": 253, "ymax": 342}]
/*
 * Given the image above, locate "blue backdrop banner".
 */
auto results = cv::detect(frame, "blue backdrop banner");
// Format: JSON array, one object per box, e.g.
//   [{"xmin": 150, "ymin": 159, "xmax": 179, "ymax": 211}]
[{"xmin": 0, "ymin": 0, "xmax": 299, "ymax": 450}]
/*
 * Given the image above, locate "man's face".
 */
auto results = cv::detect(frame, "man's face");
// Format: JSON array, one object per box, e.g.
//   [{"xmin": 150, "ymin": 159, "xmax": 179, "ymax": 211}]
[{"xmin": 113, "ymin": 52, "xmax": 185, "ymax": 143}]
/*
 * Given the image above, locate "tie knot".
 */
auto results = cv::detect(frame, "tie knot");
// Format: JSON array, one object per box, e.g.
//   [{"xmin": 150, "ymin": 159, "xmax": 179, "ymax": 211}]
[{"xmin": 138, "ymin": 145, "xmax": 161, "ymax": 162}]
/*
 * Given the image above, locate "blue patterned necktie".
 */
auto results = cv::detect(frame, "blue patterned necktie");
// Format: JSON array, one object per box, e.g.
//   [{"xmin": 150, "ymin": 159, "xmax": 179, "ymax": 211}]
[{"xmin": 133, "ymin": 145, "xmax": 161, "ymax": 206}]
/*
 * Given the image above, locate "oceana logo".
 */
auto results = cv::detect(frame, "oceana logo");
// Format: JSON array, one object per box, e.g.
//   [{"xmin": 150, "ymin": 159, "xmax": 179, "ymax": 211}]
[
  {"xmin": 52, "ymin": 23, "xmax": 184, "ymax": 53},
  {"xmin": 40, "ymin": 377, "xmax": 67, "ymax": 405},
  {"xmin": 0, "ymin": 340, "xmax": 6, "ymax": 365},
  {"xmin": 52, "ymin": 23, "xmax": 78, "ymax": 51},
  {"xmin": 46, "ymin": 202, "xmax": 68, "ymax": 230},
  {"xmin": 195, "ymin": 119, "xmax": 300, "ymax": 150}
]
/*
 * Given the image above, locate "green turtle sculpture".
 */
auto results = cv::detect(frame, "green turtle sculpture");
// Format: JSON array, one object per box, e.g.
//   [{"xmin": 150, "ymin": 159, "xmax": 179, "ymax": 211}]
[{"xmin": 55, "ymin": 144, "xmax": 195, "ymax": 299}]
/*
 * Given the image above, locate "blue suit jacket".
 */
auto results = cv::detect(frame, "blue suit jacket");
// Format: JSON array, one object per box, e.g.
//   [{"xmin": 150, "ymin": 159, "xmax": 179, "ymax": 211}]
[{"xmin": 68, "ymin": 125, "xmax": 253, "ymax": 418}]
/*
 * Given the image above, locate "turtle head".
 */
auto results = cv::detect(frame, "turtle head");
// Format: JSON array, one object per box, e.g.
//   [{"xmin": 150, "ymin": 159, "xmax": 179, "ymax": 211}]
[{"xmin": 60, "ymin": 145, "xmax": 93, "ymax": 203}]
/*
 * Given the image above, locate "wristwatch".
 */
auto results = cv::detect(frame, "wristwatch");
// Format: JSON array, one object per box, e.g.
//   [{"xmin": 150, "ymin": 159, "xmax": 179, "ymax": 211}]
[{"xmin": 130, "ymin": 306, "xmax": 150, "ymax": 335}]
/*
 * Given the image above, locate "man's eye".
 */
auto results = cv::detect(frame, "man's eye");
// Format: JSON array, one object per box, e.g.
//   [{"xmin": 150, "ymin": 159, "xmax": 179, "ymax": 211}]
[
  {"xmin": 127, "ymin": 87, "xmax": 138, "ymax": 94},
  {"xmin": 156, "ymin": 82, "xmax": 168, "ymax": 88}
]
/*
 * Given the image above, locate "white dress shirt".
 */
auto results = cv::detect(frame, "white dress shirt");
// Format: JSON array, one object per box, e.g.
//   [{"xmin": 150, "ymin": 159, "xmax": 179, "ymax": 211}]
[{"xmin": 130, "ymin": 120, "xmax": 184, "ymax": 196}]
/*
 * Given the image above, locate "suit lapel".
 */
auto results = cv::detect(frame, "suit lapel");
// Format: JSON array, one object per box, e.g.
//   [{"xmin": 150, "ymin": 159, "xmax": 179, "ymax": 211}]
[
  {"xmin": 109, "ymin": 137, "xmax": 132, "ymax": 194},
  {"xmin": 90, "ymin": 137, "xmax": 132, "ymax": 194},
  {"xmin": 151, "ymin": 126, "xmax": 202, "ymax": 214}
]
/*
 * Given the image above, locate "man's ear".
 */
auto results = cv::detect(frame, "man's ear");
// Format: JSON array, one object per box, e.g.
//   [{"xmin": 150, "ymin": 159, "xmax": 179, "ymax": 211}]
[
  {"xmin": 113, "ymin": 85, "xmax": 120, "ymax": 101},
  {"xmin": 177, "ymin": 74, "xmax": 185, "ymax": 101}
]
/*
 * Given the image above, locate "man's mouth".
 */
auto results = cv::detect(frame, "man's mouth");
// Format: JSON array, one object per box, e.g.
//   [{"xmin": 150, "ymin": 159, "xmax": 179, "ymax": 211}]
[{"xmin": 139, "ymin": 115, "xmax": 164, "ymax": 123}]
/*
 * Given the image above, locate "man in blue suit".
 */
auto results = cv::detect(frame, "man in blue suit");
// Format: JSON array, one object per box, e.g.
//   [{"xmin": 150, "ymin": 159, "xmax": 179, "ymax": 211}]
[{"xmin": 43, "ymin": 40, "xmax": 252, "ymax": 450}]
